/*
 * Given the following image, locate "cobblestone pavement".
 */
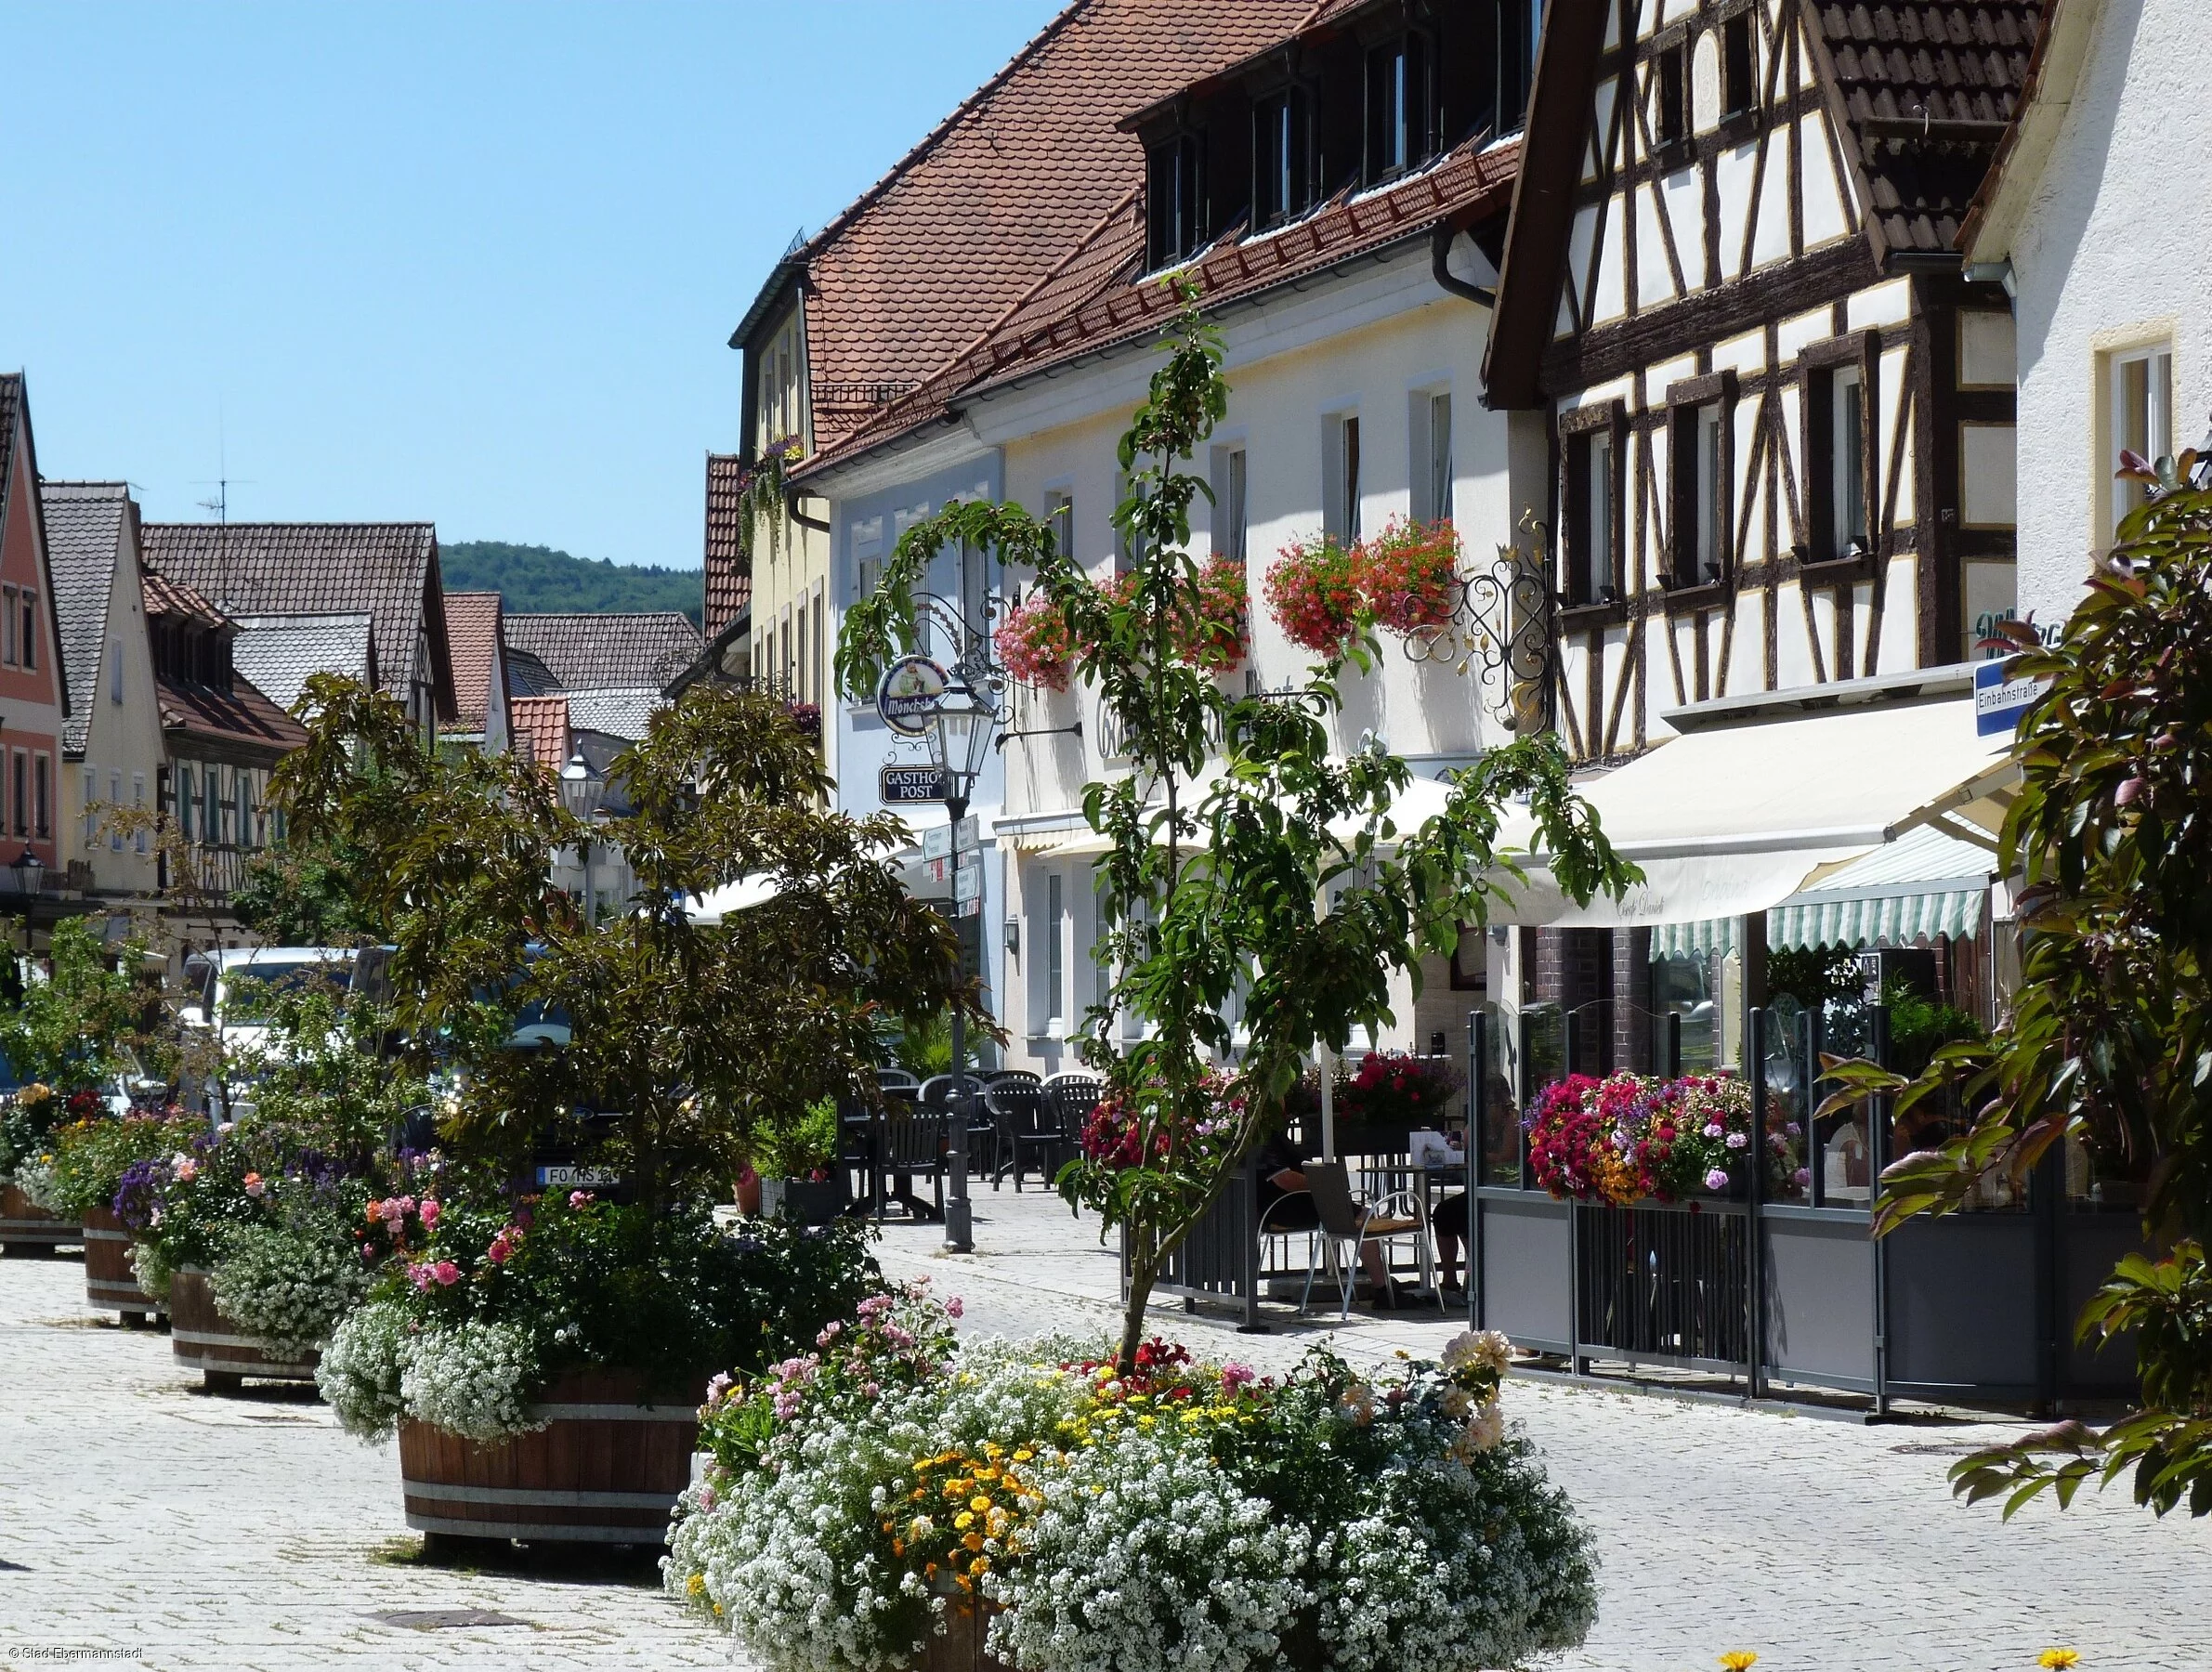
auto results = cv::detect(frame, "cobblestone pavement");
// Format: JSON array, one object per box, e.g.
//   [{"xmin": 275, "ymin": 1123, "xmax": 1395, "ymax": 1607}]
[
  {"xmin": 6, "ymin": 1194, "xmax": 2207, "ymax": 1672},
  {"xmin": 874, "ymin": 1188, "xmax": 2212, "ymax": 1672},
  {"xmin": 0, "ymin": 1250, "xmax": 723, "ymax": 1672}
]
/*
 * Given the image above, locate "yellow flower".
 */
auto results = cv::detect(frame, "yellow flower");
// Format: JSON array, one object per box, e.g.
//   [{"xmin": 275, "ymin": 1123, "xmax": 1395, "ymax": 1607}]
[
  {"xmin": 1013, "ymin": 1449, "xmax": 1034, "ymax": 1462},
  {"xmin": 686, "ymin": 1573, "xmax": 705, "ymax": 1598},
  {"xmin": 970, "ymin": 1495, "xmax": 992, "ymax": 1513},
  {"xmin": 954, "ymin": 1511, "xmax": 975, "ymax": 1531},
  {"xmin": 2038, "ymin": 1653, "xmax": 2080, "ymax": 1671},
  {"xmin": 1718, "ymin": 1655, "xmax": 1759, "ymax": 1672}
]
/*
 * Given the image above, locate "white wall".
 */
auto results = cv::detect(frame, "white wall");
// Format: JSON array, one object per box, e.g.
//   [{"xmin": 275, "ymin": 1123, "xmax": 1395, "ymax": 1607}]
[{"xmin": 2009, "ymin": 0, "xmax": 2212, "ymax": 624}]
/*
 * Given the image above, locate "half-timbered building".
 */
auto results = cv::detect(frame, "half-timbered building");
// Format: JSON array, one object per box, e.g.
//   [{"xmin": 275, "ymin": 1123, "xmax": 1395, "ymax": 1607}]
[{"xmin": 1487, "ymin": 0, "xmax": 2038, "ymax": 764}]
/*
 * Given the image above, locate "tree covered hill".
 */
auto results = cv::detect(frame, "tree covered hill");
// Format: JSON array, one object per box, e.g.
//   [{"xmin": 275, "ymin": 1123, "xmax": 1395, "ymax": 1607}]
[{"xmin": 441, "ymin": 541, "xmax": 703, "ymax": 624}]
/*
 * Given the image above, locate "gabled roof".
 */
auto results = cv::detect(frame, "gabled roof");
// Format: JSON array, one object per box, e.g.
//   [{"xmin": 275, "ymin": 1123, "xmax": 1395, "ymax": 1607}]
[
  {"xmin": 0, "ymin": 375, "xmax": 69, "ymax": 724},
  {"xmin": 703, "ymin": 453, "xmax": 749, "ymax": 639},
  {"xmin": 502, "ymin": 611, "xmax": 702, "ymax": 692},
  {"xmin": 442, "ymin": 591, "xmax": 504, "ymax": 735},
  {"xmin": 155, "ymin": 670, "xmax": 309, "ymax": 755},
  {"xmin": 41, "ymin": 481, "xmax": 131, "ymax": 756},
  {"xmin": 508, "ymin": 694, "xmax": 570, "ymax": 773},
  {"xmin": 743, "ymin": 0, "xmax": 1315, "ymax": 455},
  {"xmin": 229, "ymin": 614, "xmax": 377, "ymax": 717},
  {"xmin": 143, "ymin": 569, "xmax": 229, "ymax": 631},
  {"xmin": 139, "ymin": 520, "xmax": 452, "ymax": 719},
  {"xmin": 1486, "ymin": 1, "xmax": 2042, "ymax": 409},
  {"xmin": 804, "ymin": 137, "xmax": 1519, "ymax": 478}
]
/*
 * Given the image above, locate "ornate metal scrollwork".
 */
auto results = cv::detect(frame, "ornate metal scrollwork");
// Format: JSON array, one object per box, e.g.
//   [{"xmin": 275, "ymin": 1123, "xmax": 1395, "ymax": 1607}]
[{"xmin": 1396, "ymin": 533, "xmax": 1556, "ymax": 735}]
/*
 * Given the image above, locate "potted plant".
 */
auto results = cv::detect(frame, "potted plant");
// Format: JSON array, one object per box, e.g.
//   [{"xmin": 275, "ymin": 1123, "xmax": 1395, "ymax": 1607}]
[
  {"xmin": 1263, "ymin": 531, "xmax": 1362, "ymax": 655},
  {"xmin": 0, "ymin": 1085, "xmax": 85, "ymax": 1254},
  {"xmin": 753, "ymin": 1095, "xmax": 844, "ymax": 1225},
  {"xmin": 1350, "ymin": 515, "xmax": 1460, "ymax": 636},
  {"xmin": 321, "ymin": 1180, "xmax": 873, "ymax": 1553},
  {"xmin": 1524, "ymin": 1070, "xmax": 1803, "ymax": 1205},
  {"xmin": 29, "ymin": 1103, "xmax": 201, "ymax": 1320},
  {"xmin": 269, "ymin": 673, "xmax": 978, "ymax": 1551},
  {"xmin": 668, "ymin": 1283, "xmax": 1598, "ymax": 1672}
]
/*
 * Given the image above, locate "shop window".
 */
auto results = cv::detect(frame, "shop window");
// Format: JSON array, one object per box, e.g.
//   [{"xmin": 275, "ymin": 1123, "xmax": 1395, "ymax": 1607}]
[
  {"xmin": 1655, "ymin": 40, "xmax": 1689, "ymax": 149},
  {"xmin": 2107, "ymin": 341, "xmax": 2174, "ymax": 537},
  {"xmin": 1808, "ymin": 361, "xmax": 1871, "ymax": 561},
  {"xmin": 1650, "ymin": 953, "xmax": 1716, "ymax": 1073},
  {"xmin": 1721, "ymin": 9, "xmax": 1757, "ymax": 118},
  {"xmin": 1252, "ymin": 88, "xmax": 1312, "ymax": 226},
  {"xmin": 1669, "ymin": 384, "xmax": 1732, "ymax": 585},
  {"xmin": 1564, "ymin": 410, "xmax": 1622, "ymax": 604},
  {"xmin": 1145, "ymin": 133, "xmax": 1205, "ymax": 268},
  {"xmin": 1365, "ymin": 33, "xmax": 1435, "ymax": 183}
]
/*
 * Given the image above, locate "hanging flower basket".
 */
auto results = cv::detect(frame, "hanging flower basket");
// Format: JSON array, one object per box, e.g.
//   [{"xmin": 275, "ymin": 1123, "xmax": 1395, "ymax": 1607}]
[
  {"xmin": 992, "ymin": 594, "xmax": 1077, "ymax": 692},
  {"xmin": 1183, "ymin": 555, "xmax": 1249, "ymax": 674},
  {"xmin": 1352, "ymin": 516, "xmax": 1461, "ymax": 636},
  {"xmin": 1263, "ymin": 533, "xmax": 1361, "ymax": 654}
]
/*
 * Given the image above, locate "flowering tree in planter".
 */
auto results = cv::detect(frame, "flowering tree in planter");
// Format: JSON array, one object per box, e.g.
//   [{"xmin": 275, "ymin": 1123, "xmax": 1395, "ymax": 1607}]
[
  {"xmin": 273, "ymin": 677, "xmax": 979, "ymax": 1434},
  {"xmin": 841, "ymin": 287, "xmax": 1635, "ymax": 1372}
]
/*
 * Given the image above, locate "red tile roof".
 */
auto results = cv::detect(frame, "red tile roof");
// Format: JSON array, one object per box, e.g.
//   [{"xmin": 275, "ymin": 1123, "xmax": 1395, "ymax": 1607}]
[
  {"xmin": 766, "ymin": 0, "xmax": 1315, "ymax": 454},
  {"xmin": 1812, "ymin": 2, "xmax": 2044, "ymax": 255},
  {"xmin": 143, "ymin": 569, "xmax": 229, "ymax": 630},
  {"xmin": 442, "ymin": 592, "xmax": 504, "ymax": 736},
  {"xmin": 805, "ymin": 137, "xmax": 1520, "ymax": 478},
  {"xmin": 155, "ymin": 672, "xmax": 308, "ymax": 756},
  {"xmin": 508, "ymin": 694, "xmax": 570, "ymax": 774},
  {"xmin": 703, "ymin": 452, "xmax": 748, "ymax": 639}
]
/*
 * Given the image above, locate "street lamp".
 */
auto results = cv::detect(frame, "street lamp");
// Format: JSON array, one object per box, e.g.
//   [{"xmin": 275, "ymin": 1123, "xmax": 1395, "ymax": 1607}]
[
  {"xmin": 926, "ymin": 680, "xmax": 999, "ymax": 1255},
  {"xmin": 558, "ymin": 751, "xmax": 606, "ymax": 928}
]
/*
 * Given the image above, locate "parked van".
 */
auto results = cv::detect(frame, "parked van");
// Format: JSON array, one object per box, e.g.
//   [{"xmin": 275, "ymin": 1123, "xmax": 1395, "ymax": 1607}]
[{"xmin": 179, "ymin": 947, "xmax": 385, "ymax": 1116}]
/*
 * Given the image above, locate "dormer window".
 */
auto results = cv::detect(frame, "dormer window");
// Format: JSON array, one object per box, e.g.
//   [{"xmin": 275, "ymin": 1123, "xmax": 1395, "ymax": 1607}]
[
  {"xmin": 1146, "ymin": 133, "xmax": 1205, "ymax": 268},
  {"xmin": 1365, "ymin": 33, "xmax": 1435, "ymax": 183},
  {"xmin": 1252, "ymin": 88, "xmax": 1312, "ymax": 227}
]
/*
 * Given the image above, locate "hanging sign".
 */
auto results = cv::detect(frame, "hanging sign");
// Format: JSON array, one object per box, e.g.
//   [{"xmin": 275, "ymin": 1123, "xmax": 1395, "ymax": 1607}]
[
  {"xmin": 880, "ymin": 764, "xmax": 950, "ymax": 803},
  {"xmin": 876, "ymin": 656, "xmax": 949, "ymax": 737},
  {"xmin": 954, "ymin": 864, "xmax": 982, "ymax": 905}
]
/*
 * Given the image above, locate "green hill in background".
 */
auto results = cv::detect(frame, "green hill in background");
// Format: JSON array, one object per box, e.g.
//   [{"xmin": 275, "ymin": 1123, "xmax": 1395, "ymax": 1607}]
[{"xmin": 441, "ymin": 541, "xmax": 703, "ymax": 624}]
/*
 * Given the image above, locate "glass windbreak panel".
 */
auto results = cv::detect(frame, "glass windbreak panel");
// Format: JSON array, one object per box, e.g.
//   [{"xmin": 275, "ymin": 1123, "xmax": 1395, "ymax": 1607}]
[
  {"xmin": 1476, "ymin": 1002, "xmax": 1524, "ymax": 1186},
  {"xmin": 1761, "ymin": 993, "xmax": 1809, "ymax": 1199},
  {"xmin": 1518, "ymin": 1001, "xmax": 1564, "ymax": 1104},
  {"xmin": 2067, "ymin": 1123, "xmax": 2152, "ymax": 1214},
  {"xmin": 1651, "ymin": 954, "xmax": 1715, "ymax": 1072}
]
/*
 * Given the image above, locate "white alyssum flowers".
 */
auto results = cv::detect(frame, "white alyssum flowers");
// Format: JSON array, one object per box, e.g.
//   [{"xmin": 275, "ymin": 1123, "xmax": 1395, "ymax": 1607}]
[
  {"xmin": 317, "ymin": 1300, "xmax": 546, "ymax": 1443},
  {"xmin": 209, "ymin": 1223, "xmax": 370, "ymax": 1361}
]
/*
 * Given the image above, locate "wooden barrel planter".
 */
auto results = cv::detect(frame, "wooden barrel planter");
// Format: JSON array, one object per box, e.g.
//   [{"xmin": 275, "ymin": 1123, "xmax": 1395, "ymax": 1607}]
[
  {"xmin": 0, "ymin": 1182, "xmax": 78, "ymax": 1255},
  {"xmin": 82, "ymin": 1208, "xmax": 163, "ymax": 1325},
  {"xmin": 922, "ymin": 1600, "xmax": 1011, "ymax": 1672},
  {"xmin": 167, "ymin": 1266, "xmax": 318, "ymax": 1392},
  {"xmin": 399, "ymin": 1367, "xmax": 704, "ymax": 1552}
]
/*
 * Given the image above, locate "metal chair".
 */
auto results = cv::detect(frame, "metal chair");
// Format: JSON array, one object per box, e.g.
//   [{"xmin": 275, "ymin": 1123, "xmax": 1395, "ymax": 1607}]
[
  {"xmin": 988, "ymin": 1081, "xmax": 1059, "ymax": 1190},
  {"xmin": 878, "ymin": 1109, "xmax": 949, "ymax": 1222},
  {"xmin": 919, "ymin": 1074, "xmax": 989, "ymax": 1181},
  {"xmin": 1299, "ymin": 1160, "xmax": 1439, "ymax": 1320}
]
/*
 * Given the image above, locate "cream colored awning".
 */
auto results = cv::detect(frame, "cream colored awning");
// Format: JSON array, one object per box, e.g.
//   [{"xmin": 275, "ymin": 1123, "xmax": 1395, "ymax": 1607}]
[{"xmin": 1488, "ymin": 693, "xmax": 2016, "ymax": 929}]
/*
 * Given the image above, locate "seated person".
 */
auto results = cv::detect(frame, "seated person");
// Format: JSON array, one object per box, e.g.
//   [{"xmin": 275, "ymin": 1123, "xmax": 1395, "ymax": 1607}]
[{"xmin": 1253, "ymin": 1131, "xmax": 1407, "ymax": 1309}]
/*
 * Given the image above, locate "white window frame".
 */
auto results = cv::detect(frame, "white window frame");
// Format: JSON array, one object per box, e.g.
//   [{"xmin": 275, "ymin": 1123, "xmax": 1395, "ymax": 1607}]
[{"xmin": 2106, "ymin": 341, "xmax": 2175, "ymax": 541}]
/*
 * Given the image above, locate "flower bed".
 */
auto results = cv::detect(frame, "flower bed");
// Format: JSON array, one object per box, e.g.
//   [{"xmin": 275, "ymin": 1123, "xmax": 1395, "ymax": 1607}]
[
  {"xmin": 666, "ymin": 1285, "xmax": 1596, "ymax": 1672},
  {"xmin": 1263, "ymin": 533, "xmax": 1361, "ymax": 655},
  {"xmin": 1524, "ymin": 1071, "xmax": 1805, "ymax": 1204},
  {"xmin": 1350, "ymin": 516, "xmax": 1460, "ymax": 637}
]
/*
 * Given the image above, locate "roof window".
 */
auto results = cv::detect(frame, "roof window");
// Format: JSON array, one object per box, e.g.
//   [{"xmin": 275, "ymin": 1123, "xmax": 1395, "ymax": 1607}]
[
  {"xmin": 1145, "ymin": 133, "xmax": 1206, "ymax": 268},
  {"xmin": 1252, "ymin": 87, "xmax": 1313, "ymax": 228},
  {"xmin": 1365, "ymin": 33, "xmax": 1437, "ymax": 184}
]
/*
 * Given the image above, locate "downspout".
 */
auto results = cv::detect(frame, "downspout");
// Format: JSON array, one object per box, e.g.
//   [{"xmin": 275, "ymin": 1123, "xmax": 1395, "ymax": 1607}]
[
  {"xmin": 782, "ymin": 488, "xmax": 831, "ymax": 536},
  {"xmin": 1431, "ymin": 222, "xmax": 1496, "ymax": 308}
]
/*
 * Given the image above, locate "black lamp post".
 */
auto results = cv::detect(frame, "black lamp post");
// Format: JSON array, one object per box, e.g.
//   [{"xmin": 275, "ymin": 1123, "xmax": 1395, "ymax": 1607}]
[{"xmin": 928, "ymin": 680, "xmax": 1000, "ymax": 1254}]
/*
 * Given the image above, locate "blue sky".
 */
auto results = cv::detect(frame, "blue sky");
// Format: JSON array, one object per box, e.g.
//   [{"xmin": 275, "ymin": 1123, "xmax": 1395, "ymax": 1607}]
[{"xmin": 0, "ymin": 1, "xmax": 1063, "ymax": 568}]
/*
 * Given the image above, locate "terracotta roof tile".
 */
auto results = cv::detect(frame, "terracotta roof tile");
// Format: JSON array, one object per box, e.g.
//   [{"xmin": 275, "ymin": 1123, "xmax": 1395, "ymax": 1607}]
[
  {"xmin": 502, "ymin": 612, "xmax": 702, "ymax": 692},
  {"xmin": 155, "ymin": 671, "xmax": 308, "ymax": 755},
  {"xmin": 808, "ymin": 138, "xmax": 1519, "ymax": 476},
  {"xmin": 703, "ymin": 453, "xmax": 749, "ymax": 638},
  {"xmin": 779, "ymin": 0, "xmax": 1315, "ymax": 452},
  {"xmin": 140, "ymin": 520, "xmax": 452, "ymax": 717},
  {"xmin": 442, "ymin": 592, "xmax": 504, "ymax": 735},
  {"xmin": 41, "ymin": 482, "xmax": 130, "ymax": 756},
  {"xmin": 508, "ymin": 694, "xmax": 571, "ymax": 774},
  {"xmin": 1814, "ymin": 2, "xmax": 2043, "ymax": 254},
  {"xmin": 143, "ymin": 569, "xmax": 229, "ymax": 630}
]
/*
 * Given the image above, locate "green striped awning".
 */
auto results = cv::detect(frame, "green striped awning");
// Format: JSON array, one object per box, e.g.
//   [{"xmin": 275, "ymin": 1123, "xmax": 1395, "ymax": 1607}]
[
  {"xmin": 1768, "ymin": 826, "xmax": 1992, "ymax": 951},
  {"xmin": 1650, "ymin": 918, "xmax": 1737, "ymax": 961}
]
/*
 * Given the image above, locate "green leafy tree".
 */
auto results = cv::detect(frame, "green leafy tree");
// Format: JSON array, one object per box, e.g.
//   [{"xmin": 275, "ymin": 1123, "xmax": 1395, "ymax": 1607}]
[
  {"xmin": 841, "ymin": 291, "xmax": 1633, "ymax": 1371},
  {"xmin": 1822, "ymin": 467, "xmax": 2212, "ymax": 1517},
  {"xmin": 272, "ymin": 673, "xmax": 978, "ymax": 1213},
  {"xmin": 0, "ymin": 916, "xmax": 157, "ymax": 1090}
]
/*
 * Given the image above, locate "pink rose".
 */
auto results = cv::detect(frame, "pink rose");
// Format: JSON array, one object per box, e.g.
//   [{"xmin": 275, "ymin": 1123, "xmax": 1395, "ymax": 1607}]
[
  {"xmin": 418, "ymin": 1198, "xmax": 441, "ymax": 1228},
  {"xmin": 569, "ymin": 1190, "xmax": 593, "ymax": 1209},
  {"xmin": 487, "ymin": 1234, "xmax": 513, "ymax": 1265},
  {"xmin": 407, "ymin": 1262, "xmax": 434, "ymax": 1290},
  {"xmin": 432, "ymin": 1261, "xmax": 462, "ymax": 1287},
  {"xmin": 945, "ymin": 1297, "xmax": 963, "ymax": 1320}
]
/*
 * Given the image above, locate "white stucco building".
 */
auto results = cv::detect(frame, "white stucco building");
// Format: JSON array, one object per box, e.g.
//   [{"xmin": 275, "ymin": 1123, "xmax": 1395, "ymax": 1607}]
[{"xmin": 1962, "ymin": 0, "xmax": 2212, "ymax": 628}]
